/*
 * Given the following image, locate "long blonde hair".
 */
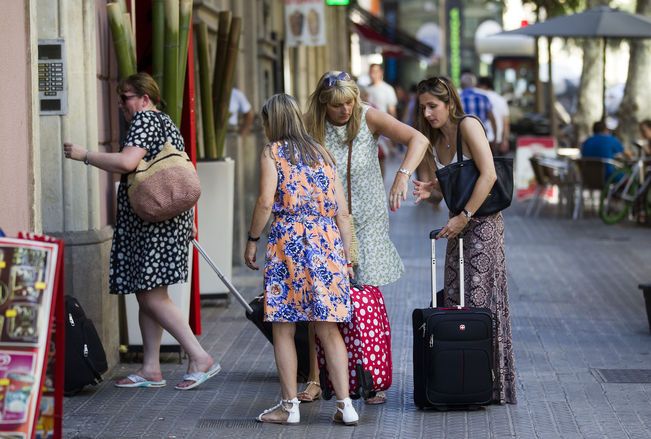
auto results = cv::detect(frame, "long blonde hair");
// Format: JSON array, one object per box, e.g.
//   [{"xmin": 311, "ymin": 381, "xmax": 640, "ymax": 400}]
[
  {"xmin": 261, "ymin": 93, "xmax": 334, "ymax": 167},
  {"xmin": 305, "ymin": 71, "xmax": 363, "ymax": 147}
]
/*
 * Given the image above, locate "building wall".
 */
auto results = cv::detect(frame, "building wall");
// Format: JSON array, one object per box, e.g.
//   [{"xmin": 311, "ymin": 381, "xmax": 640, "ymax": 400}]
[
  {"xmin": 0, "ymin": 0, "xmax": 119, "ymax": 369},
  {"xmin": 38, "ymin": 0, "xmax": 119, "ymax": 368},
  {"xmin": 0, "ymin": 0, "xmax": 39, "ymax": 236}
]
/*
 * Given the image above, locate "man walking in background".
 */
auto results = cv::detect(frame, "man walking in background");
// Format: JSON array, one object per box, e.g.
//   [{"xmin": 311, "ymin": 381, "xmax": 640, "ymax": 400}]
[
  {"xmin": 364, "ymin": 63, "xmax": 399, "ymax": 177},
  {"xmin": 228, "ymin": 87, "xmax": 254, "ymax": 136},
  {"xmin": 460, "ymin": 72, "xmax": 496, "ymax": 147},
  {"xmin": 477, "ymin": 76, "xmax": 510, "ymax": 154},
  {"xmin": 365, "ymin": 64, "xmax": 398, "ymax": 117}
]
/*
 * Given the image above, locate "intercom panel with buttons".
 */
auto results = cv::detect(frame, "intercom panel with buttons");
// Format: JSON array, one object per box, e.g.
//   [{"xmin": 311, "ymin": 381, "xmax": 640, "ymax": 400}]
[{"xmin": 38, "ymin": 39, "xmax": 67, "ymax": 116}]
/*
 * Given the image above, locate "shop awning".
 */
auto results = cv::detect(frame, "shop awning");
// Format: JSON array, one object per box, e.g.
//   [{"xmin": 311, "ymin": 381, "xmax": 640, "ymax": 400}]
[{"xmin": 349, "ymin": 4, "xmax": 434, "ymax": 58}]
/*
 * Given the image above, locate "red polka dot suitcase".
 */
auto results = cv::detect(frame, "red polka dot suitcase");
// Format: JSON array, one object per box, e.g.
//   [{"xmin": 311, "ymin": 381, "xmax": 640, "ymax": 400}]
[{"xmin": 317, "ymin": 283, "xmax": 393, "ymax": 400}]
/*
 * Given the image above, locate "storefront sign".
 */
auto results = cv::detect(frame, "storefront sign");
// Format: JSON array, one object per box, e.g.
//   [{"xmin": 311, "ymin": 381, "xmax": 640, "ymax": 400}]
[
  {"xmin": 0, "ymin": 236, "xmax": 63, "ymax": 439},
  {"xmin": 446, "ymin": 0, "xmax": 462, "ymax": 86},
  {"xmin": 285, "ymin": 0, "xmax": 326, "ymax": 47}
]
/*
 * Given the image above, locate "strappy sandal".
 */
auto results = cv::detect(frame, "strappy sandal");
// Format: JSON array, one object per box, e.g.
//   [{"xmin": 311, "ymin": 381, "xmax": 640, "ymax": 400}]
[
  {"xmin": 256, "ymin": 398, "xmax": 300, "ymax": 424},
  {"xmin": 297, "ymin": 381, "xmax": 322, "ymax": 403},
  {"xmin": 365, "ymin": 390, "xmax": 387, "ymax": 405},
  {"xmin": 333, "ymin": 397, "xmax": 359, "ymax": 426}
]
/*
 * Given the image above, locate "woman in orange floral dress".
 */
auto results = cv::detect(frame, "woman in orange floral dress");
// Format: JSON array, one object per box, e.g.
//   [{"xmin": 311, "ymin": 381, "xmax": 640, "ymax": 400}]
[{"xmin": 244, "ymin": 94, "xmax": 359, "ymax": 426}]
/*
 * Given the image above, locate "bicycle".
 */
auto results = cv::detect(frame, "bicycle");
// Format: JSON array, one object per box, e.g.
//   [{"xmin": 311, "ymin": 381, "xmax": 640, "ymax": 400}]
[{"xmin": 599, "ymin": 143, "xmax": 651, "ymax": 225}]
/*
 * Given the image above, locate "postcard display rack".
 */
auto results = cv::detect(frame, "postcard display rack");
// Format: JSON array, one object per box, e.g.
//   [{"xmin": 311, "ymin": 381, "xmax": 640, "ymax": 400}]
[{"xmin": 0, "ymin": 232, "xmax": 64, "ymax": 439}]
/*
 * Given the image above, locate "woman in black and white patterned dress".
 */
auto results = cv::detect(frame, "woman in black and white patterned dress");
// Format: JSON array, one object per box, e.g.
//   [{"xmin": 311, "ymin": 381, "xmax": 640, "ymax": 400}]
[{"xmin": 63, "ymin": 73, "xmax": 219, "ymax": 390}]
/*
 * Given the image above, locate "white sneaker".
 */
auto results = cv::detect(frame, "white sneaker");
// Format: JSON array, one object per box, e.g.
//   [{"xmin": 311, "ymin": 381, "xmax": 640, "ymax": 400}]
[
  {"xmin": 333, "ymin": 397, "xmax": 359, "ymax": 426},
  {"xmin": 256, "ymin": 397, "xmax": 300, "ymax": 424}
]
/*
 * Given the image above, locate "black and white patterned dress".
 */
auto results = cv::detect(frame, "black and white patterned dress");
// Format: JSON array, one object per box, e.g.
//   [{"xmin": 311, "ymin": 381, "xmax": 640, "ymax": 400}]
[{"xmin": 109, "ymin": 110, "xmax": 193, "ymax": 295}]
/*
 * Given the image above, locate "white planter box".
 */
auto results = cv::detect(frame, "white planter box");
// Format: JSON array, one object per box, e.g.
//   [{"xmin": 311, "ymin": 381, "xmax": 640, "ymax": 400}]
[{"xmin": 197, "ymin": 159, "xmax": 235, "ymax": 296}]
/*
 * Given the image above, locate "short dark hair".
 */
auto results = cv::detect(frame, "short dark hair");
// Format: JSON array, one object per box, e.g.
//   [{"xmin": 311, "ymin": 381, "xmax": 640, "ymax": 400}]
[
  {"xmin": 592, "ymin": 121, "xmax": 607, "ymax": 134},
  {"xmin": 477, "ymin": 76, "xmax": 494, "ymax": 89},
  {"xmin": 117, "ymin": 72, "xmax": 162, "ymax": 108}
]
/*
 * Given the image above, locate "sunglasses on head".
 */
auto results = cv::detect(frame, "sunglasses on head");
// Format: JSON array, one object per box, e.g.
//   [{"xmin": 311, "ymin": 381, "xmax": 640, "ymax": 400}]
[
  {"xmin": 420, "ymin": 77, "xmax": 451, "ymax": 96},
  {"xmin": 324, "ymin": 72, "xmax": 351, "ymax": 88}
]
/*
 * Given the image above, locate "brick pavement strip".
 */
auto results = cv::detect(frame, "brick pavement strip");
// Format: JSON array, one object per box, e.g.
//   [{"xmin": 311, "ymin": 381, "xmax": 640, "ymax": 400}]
[{"xmin": 64, "ymin": 194, "xmax": 651, "ymax": 438}]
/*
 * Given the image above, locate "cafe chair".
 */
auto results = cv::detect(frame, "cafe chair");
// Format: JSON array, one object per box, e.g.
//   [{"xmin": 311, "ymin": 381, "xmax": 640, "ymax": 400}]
[
  {"xmin": 571, "ymin": 157, "xmax": 623, "ymax": 220},
  {"xmin": 527, "ymin": 155, "xmax": 576, "ymax": 218}
]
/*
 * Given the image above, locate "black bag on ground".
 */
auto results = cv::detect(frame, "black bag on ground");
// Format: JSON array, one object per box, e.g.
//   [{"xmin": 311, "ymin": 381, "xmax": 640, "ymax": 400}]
[
  {"xmin": 246, "ymin": 296, "xmax": 311, "ymax": 382},
  {"xmin": 190, "ymin": 239, "xmax": 311, "ymax": 382},
  {"xmin": 412, "ymin": 230, "xmax": 494, "ymax": 409},
  {"xmin": 64, "ymin": 295, "xmax": 108, "ymax": 395},
  {"xmin": 435, "ymin": 115, "xmax": 513, "ymax": 217}
]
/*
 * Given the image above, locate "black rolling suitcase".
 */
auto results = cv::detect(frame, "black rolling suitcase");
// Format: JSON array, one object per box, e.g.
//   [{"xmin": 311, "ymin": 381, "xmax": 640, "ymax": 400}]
[
  {"xmin": 412, "ymin": 229, "xmax": 494, "ymax": 409},
  {"xmin": 192, "ymin": 240, "xmax": 310, "ymax": 381}
]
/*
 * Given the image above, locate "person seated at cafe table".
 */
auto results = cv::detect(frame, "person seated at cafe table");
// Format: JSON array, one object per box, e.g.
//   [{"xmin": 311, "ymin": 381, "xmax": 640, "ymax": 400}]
[{"xmin": 581, "ymin": 120, "xmax": 630, "ymax": 179}]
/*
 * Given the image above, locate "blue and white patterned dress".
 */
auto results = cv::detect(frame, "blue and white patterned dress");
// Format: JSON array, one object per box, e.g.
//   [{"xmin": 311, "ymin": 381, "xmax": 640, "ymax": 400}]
[{"xmin": 263, "ymin": 141, "xmax": 352, "ymax": 323}]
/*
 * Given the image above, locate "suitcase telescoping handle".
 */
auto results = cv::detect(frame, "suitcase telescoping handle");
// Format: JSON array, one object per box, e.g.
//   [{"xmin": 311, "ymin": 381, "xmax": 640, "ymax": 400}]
[
  {"xmin": 192, "ymin": 239, "xmax": 254, "ymax": 314},
  {"xmin": 429, "ymin": 229, "xmax": 464, "ymax": 308}
]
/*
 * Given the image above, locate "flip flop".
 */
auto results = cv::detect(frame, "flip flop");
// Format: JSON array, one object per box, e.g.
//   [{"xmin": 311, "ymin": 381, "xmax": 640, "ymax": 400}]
[
  {"xmin": 174, "ymin": 363, "xmax": 222, "ymax": 390},
  {"xmin": 114, "ymin": 374, "xmax": 166, "ymax": 388}
]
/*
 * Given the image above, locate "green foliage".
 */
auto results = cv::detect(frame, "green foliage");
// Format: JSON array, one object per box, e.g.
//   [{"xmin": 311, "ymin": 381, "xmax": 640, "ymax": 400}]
[{"xmin": 522, "ymin": 0, "xmax": 583, "ymax": 18}]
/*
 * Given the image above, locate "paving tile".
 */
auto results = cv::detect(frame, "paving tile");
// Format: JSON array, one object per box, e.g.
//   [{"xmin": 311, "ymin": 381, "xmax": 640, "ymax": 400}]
[{"xmin": 64, "ymin": 160, "xmax": 651, "ymax": 438}]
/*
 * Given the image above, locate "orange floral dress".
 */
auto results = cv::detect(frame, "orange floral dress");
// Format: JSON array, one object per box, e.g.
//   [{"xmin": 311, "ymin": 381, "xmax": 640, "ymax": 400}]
[{"xmin": 263, "ymin": 141, "xmax": 352, "ymax": 323}]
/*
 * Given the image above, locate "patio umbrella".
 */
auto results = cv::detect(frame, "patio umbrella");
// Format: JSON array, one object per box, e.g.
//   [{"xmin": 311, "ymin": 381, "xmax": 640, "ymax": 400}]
[{"xmin": 499, "ymin": 6, "xmax": 651, "ymax": 120}]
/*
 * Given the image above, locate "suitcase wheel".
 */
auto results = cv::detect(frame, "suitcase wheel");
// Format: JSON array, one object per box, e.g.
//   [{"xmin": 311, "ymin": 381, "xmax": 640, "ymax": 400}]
[
  {"xmin": 357, "ymin": 364, "xmax": 374, "ymax": 400},
  {"xmin": 319, "ymin": 368, "xmax": 333, "ymax": 401}
]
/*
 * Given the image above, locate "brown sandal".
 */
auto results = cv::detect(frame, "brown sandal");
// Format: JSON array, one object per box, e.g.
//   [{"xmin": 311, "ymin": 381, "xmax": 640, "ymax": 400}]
[
  {"xmin": 365, "ymin": 390, "xmax": 387, "ymax": 405},
  {"xmin": 297, "ymin": 381, "xmax": 322, "ymax": 403}
]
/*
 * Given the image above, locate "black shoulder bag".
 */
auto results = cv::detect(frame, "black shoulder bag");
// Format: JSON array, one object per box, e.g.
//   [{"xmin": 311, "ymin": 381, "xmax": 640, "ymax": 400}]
[{"xmin": 434, "ymin": 115, "xmax": 513, "ymax": 217}]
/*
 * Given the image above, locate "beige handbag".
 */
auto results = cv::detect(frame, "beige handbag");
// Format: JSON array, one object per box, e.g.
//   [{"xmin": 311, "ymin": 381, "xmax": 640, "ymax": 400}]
[
  {"xmin": 346, "ymin": 141, "xmax": 359, "ymax": 265},
  {"xmin": 127, "ymin": 113, "xmax": 201, "ymax": 223}
]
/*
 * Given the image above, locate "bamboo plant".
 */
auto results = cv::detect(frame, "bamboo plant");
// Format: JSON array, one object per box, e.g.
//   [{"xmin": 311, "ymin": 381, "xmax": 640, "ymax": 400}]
[
  {"xmin": 107, "ymin": 2, "xmax": 136, "ymax": 79},
  {"xmin": 163, "ymin": 0, "xmax": 180, "ymax": 125},
  {"xmin": 196, "ymin": 22, "xmax": 218, "ymax": 159},
  {"xmin": 152, "ymin": 0, "xmax": 165, "ymax": 91},
  {"xmin": 108, "ymin": 0, "xmax": 192, "ymax": 130},
  {"xmin": 211, "ymin": 11, "xmax": 232, "ymax": 127},
  {"xmin": 193, "ymin": 13, "xmax": 242, "ymax": 159},
  {"xmin": 177, "ymin": 0, "xmax": 193, "ymax": 115},
  {"xmin": 123, "ymin": 12, "xmax": 137, "ymax": 72},
  {"xmin": 213, "ymin": 17, "xmax": 242, "ymax": 159}
]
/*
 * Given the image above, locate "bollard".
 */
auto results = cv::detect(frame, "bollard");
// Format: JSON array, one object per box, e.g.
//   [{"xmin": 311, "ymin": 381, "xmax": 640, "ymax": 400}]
[{"xmin": 640, "ymin": 284, "xmax": 651, "ymax": 333}]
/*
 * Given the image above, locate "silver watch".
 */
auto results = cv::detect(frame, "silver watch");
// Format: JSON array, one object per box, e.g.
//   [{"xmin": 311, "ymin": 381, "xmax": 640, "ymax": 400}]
[
  {"xmin": 397, "ymin": 168, "xmax": 412, "ymax": 177},
  {"xmin": 462, "ymin": 209, "xmax": 473, "ymax": 219}
]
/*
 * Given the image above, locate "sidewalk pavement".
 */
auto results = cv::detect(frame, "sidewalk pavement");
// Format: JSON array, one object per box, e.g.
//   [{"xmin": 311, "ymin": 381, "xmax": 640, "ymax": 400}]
[{"xmin": 64, "ymin": 164, "xmax": 651, "ymax": 438}]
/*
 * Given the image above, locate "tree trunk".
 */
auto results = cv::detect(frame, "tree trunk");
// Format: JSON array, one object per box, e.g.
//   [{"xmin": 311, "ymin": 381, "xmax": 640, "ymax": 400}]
[
  {"xmin": 573, "ymin": 0, "xmax": 608, "ymax": 144},
  {"xmin": 617, "ymin": 0, "xmax": 651, "ymax": 148}
]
